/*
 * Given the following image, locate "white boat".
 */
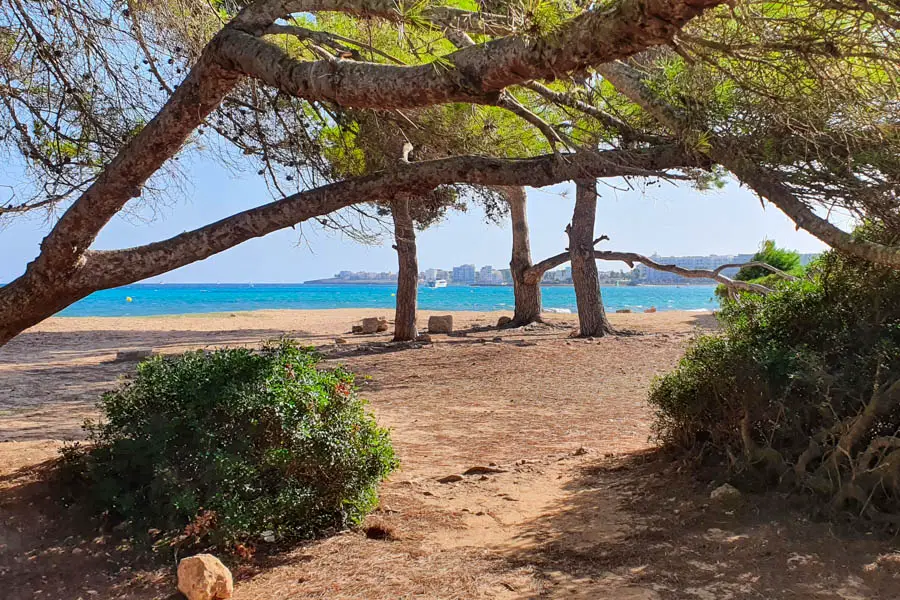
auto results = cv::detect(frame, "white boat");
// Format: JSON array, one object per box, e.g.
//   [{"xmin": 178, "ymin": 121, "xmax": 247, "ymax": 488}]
[{"xmin": 427, "ymin": 279, "xmax": 448, "ymax": 288}]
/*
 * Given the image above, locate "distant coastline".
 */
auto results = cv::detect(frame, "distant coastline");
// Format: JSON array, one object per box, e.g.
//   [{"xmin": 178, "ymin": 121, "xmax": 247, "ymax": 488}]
[{"xmin": 303, "ymin": 278, "xmax": 398, "ymax": 285}]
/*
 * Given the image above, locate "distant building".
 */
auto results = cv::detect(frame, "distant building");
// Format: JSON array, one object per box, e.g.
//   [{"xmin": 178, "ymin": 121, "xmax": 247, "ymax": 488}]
[
  {"xmin": 499, "ymin": 268, "xmax": 512, "ymax": 284},
  {"xmin": 478, "ymin": 265, "xmax": 494, "ymax": 283},
  {"xmin": 477, "ymin": 267, "xmax": 504, "ymax": 285},
  {"xmin": 542, "ymin": 266, "xmax": 572, "ymax": 283},
  {"xmin": 452, "ymin": 263, "xmax": 476, "ymax": 284}
]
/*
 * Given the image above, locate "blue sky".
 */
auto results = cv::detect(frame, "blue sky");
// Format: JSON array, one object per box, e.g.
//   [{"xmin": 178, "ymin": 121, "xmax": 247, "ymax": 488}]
[{"xmin": 1, "ymin": 155, "xmax": 830, "ymax": 284}]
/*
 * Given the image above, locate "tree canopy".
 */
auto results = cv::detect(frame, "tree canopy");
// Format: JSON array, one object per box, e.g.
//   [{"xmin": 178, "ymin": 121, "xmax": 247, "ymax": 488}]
[{"xmin": 0, "ymin": 0, "xmax": 898, "ymax": 346}]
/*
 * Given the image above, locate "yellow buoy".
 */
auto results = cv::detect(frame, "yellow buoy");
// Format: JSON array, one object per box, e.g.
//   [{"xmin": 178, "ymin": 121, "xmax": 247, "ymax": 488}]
[{"xmin": 126, "ymin": 296, "xmax": 133, "ymax": 303}]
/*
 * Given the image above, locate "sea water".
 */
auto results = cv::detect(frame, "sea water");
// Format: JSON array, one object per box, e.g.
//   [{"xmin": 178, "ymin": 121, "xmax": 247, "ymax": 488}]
[{"xmin": 57, "ymin": 283, "xmax": 719, "ymax": 317}]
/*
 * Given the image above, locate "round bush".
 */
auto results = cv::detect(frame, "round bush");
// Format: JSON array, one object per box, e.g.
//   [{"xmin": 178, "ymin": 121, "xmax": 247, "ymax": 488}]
[{"xmin": 62, "ymin": 340, "xmax": 397, "ymax": 548}]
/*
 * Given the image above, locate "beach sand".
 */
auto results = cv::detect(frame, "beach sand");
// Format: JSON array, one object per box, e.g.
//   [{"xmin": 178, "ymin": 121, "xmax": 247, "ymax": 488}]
[{"xmin": 1, "ymin": 309, "xmax": 898, "ymax": 599}]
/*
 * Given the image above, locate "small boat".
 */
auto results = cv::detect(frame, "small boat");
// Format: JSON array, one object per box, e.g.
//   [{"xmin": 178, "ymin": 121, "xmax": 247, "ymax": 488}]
[{"xmin": 428, "ymin": 279, "xmax": 448, "ymax": 288}]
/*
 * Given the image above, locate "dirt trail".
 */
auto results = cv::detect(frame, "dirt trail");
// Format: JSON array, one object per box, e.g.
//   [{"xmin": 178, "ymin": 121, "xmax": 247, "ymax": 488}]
[{"xmin": 1, "ymin": 310, "xmax": 899, "ymax": 599}]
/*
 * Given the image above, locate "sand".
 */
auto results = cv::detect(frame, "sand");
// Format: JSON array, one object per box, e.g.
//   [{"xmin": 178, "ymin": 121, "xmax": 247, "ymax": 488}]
[{"xmin": 2, "ymin": 309, "xmax": 899, "ymax": 599}]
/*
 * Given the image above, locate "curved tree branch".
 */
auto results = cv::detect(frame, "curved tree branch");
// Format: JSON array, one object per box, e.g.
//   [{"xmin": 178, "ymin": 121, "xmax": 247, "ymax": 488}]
[
  {"xmin": 525, "ymin": 251, "xmax": 787, "ymax": 294},
  {"xmin": 0, "ymin": 144, "xmax": 703, "ymax": 345}
]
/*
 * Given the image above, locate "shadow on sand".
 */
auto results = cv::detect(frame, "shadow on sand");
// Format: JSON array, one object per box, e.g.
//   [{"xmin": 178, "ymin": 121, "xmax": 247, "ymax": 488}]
[{"xmin": 503, "ymin": 451, "xmax": 898, "ymax": 599}]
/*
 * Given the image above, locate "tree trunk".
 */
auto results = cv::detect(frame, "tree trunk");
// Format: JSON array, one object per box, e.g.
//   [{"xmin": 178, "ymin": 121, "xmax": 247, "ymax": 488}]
[
  {"xmin": 570, "ymin": 179, "xmax": 613, "ymax": 337},
  {"xmin": 507, "ymin": 186, "xmax": 542, "ymax": 326},
  {"xmin": 392, "ymin": 197, "xmax": 419, "ymax": 341}
]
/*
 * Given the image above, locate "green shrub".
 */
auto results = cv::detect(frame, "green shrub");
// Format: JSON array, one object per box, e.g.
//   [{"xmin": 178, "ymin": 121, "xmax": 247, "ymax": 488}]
[
  {"xmin": 62, "ymin": 340, "xmax": 397, "ymax": 548},
  {"xmin": 715, "ymin": 239, "xmax": 805, "ymax": 299},
  {"xmin": 650, "ymin": 226, "xmax": 900, "ymax": 520},
  {"xmin": 734, "ymin": 239, "xmax": 803, "ymax": 281}
]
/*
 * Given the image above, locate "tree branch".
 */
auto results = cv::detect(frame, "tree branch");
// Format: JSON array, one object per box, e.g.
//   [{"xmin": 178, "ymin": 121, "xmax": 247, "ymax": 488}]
[
  {"xmin": 525, "ymin": 251, "xmax": 786, "ymax": 294},
  {"xmin": 597, "ymin": 60, "xmax": 900, "ymax": 268},
  {"xmin": 81, "ymin": 146, "xmax": 703, "ymax": 289},
  {"xmin": 216, "ymin": 0, "xmax": 725, "ymax": 109}
]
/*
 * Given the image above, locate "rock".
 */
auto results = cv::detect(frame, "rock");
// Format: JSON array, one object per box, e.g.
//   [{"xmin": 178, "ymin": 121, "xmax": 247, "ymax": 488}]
[
  {"xmin": 177, "ymin": 554, "xmax": 233, "ymax": 600},
  {"xmin": 361, "ymin": 317, "xmax": 387, "ymax": 334},
  {"xmin": 428, "ymin": 315, "xmax": 453, "ymax": 334},
  {"xmin": 573, "ymin": 446, "xmax": 589, "ymax": 456},
  {"xmin": 463, "ymin": 465, "xmax": 507, "ymax": 476},
  {"xmin": 616, "ymin": 309, "xmax": 632, "ymax": 314},
  {"xmin": 437, "ymin": 474, "xmax": 464, "ymax": 483},
  {"xmin": 113, "ymin": 349, "xmax": 154, "ymax": 363},
  {"xmin": 644, "ymin": 306, "xmax": 657, "ymax": 314},
  {"xmin": 710, "ymin": 483, "xmax": 742, "ymax": 505},
  {"xmin": 351, "ymin": 325, "xmax": 363, "ymax": 334},
  {"xmin": 497, "ymin": 316, "xmax": 512, "ymax": 327},
  {"xmin": 334, "ymin": 338, "xmax": 348, "ymax": 345},
  {"xmin": 416, "ymin": 333, "xmax": 433, "ymax": 343}
]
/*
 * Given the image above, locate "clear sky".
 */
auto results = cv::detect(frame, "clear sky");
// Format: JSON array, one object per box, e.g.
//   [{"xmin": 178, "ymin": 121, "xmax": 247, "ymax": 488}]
[{"xmin": 0, "ymin": 155, "xmax": 832, "ymax": 284}]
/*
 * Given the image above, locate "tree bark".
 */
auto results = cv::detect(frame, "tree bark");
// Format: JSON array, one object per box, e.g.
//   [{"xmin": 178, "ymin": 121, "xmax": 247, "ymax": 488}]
[
  {"xmin": 392, "ymin": 197, "xmax": 419, "ymax": 341},
  {"xmin": 570, "ymin": 180, "xmax": 613, "ymax": 337},
  {"xmin": 506, "ymin": 186, "xmax": 542, "ymax": 326},
  {"xmin": 219, "ymin": 0, "xmax": 723, "ymax": 109}
]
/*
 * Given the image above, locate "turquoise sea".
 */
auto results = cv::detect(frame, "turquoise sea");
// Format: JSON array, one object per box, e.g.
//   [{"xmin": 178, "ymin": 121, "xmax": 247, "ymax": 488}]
[{"xmin": 56, "ymin": 283, "xmax": 719, "ymax": 317}]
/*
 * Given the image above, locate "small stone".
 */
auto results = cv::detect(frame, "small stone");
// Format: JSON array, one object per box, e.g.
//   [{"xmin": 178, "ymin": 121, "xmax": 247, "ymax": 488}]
[
  {"xmin": 428, "ymin": 315, "xmax": 453, "ymax": 334},
  {"xmin": 516, "ymin": 341, "xmax": 537, "ymax": 347},
  {"xmin": 573, "ymin": 446, "xmax": 589, "ymax": 456},
  {"xmin": 177, "ymin": 554, "xmax": 233, "ymax": 600},
  {"xmin": 361, "ymin": 317, "xmax": 384, "ymax": 334},
  {"xmin": 437, "ymin": 474, "xmax": 464, "ymax": 483},
  {"xmin": 113, "ymin": 349, "xmax": 154, "ymax": 363},
  {"xmin": 334, "ymin": 338, "xmax": 348, "ymax": 345},
  {"xmin": 463, "ymin": 466, "xmax": 507, "ymax": 476},
  {"xmin": 615, "ymin": 309, "xmax": 632, "ymax": 314},
  {"xmin": 710, "ymin": 483, "xmax": 742, "ymax": 505},
  {"xmin": 497, "ymin": 316, "xmax": 512, "ymax": 327},
  {"xmin": 416, "ymin": 333, "xmax": 433, "ymax": 343}
]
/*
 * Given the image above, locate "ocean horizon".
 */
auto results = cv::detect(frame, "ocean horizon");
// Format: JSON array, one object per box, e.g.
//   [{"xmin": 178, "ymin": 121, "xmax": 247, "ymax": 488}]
[{"xmin": 54, "ymin": 283, "xmax": 720, "ymax": 318}]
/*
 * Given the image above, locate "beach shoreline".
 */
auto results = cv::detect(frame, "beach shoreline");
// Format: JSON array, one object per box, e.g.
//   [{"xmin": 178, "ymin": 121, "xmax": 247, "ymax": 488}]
[{"xmin": 16, "ymin": 307, "xmax": 713, "ymax": 338}]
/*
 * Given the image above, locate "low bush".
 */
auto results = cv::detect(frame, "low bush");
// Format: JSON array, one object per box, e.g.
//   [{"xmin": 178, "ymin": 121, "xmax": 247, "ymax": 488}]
[
  {"xmin": 650, "ymin": 224, "xmax": 900, "ymax": 524},
  {"xmin": 62, "ymin": 339, "xmax": 397, "ymax": 549}
]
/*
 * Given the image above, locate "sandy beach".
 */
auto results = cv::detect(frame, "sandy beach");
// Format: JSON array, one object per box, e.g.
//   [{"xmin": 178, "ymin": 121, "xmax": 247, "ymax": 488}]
[{"xmin": 2, "ymin": 309, "xmax": 898, "ymax": 599}]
